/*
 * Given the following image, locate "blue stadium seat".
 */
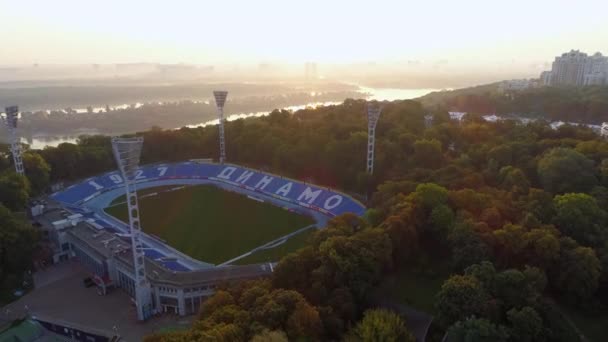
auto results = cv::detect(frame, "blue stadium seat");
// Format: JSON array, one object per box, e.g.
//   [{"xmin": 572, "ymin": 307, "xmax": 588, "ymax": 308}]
[{"xmin": 162, "ymin": 260, "xmax": 190, "ymax": 272}]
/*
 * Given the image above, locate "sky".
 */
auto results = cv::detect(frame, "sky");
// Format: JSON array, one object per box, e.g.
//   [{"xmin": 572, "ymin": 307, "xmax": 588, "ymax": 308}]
[{"xmin": 0, "ymin": 0, "xmax": 607, "ymax": 67}]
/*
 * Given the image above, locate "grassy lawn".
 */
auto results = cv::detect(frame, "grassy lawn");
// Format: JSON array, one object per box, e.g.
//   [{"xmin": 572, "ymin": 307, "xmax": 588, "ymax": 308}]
[
  {"xmin": 105, "ymin": 185, "xmax": 314, "ymax": 264},
  {"xmin": 560, "ymin": 303, "xmax": 608, "ymax": 342},
  {"xmin": 374, "ymin": 259, "xmax": 452, "ymax": 314},
  {"xmin": 232, "ymin": 228, "xmax": 316, "ymax": 265}
]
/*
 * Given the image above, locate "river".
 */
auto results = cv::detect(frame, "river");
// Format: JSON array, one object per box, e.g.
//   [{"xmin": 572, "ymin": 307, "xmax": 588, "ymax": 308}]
[{"xmin": 17, "ymin": 86, "xmax": 438, "ymax": 149}]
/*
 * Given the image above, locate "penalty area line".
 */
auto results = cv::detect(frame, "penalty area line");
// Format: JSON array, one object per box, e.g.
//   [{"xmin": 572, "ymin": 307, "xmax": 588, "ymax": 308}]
[{"xmin": 217, "ymin": 224, "xmax": 317, "ymax": 267}]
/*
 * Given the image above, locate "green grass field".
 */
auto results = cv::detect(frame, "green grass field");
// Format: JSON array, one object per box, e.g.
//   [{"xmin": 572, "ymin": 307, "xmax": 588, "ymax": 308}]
[
  {"xmin": 105, "ymin": 185, "xmax": 315, "ymax": 264},
  {"xmin": 374, "ymin": 265, "xmax": 450, "ymax": 314}
]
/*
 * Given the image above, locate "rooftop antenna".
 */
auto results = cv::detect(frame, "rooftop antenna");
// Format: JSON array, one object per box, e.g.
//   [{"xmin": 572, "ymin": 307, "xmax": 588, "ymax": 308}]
[
  {"xmin": 2, "ymin": 106, "xmax": 25, "ymax": 175},
  {"xmin": 213, "ymin": 91, "xmax": 228, "ymax": 164},
  {"xmin": 111, "ymin": 136, "xmax": 153, "ymax": 321},
  {"xmin": 366, "ymin": 102, "xmax": 382, "ymax": 175}
]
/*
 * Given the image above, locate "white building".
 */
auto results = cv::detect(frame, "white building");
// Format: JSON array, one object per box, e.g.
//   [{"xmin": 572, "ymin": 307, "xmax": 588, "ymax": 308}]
[
  {"xmin": 540, "ymin": 50, "xmax": 608, "ymax": 86},
  {"xmin": 498, "ymin": 79, "xmax": 537, "ymax": 92}
]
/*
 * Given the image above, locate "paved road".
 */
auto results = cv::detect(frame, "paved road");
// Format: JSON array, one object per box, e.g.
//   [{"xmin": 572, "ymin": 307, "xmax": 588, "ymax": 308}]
[{"xmin": 1, "ymin": 261, "xmax": 192, "ymax": 341}]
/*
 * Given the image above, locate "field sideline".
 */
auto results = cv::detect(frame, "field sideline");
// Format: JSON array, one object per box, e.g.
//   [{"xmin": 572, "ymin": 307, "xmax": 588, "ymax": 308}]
[{"xmin": 105, "ymin": 185, "xmax": 315, "ymax": 264}]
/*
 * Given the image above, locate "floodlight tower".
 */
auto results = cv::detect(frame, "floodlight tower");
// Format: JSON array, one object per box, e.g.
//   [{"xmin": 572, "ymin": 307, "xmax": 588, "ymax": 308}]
[
  {"xmin": 2, "ymin": 106, "xmax": 24, "ymax": 175},
  {"xmin": 366, "ymin": 102, "xmax": 382, "ymax": 174},
  {"xmin": 213, "ymin": 91, "xmax": 228, "ymax": 164},
  {"xmin": 111, "ymin": 137, "xmax": 153, "ymax": 321}
]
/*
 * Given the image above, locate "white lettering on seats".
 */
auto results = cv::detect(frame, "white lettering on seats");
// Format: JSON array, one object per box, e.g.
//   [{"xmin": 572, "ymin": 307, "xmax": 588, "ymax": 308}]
[
  {"xmin": 324, "ymin": 195, "xmax": 343, "ymax": 210},
  {"xmin": 297, "ymin": 187, "xmax": 322, "ymax": 204},
  {"xmin": 254, "ymin": 175, "xmax": 274, "ymax": 190},
  {"xmin": 135, "ymin": 170, "xmax": 145, "ymax": 180},
  {"xmin": 275, "ymin": 182, "xmax": 293, "ymax": 197},
  {"xmin": 109, "ymin": 174, "xmax": 123, "ymax": 184},
  {"xmin": 157, "ymin": 166, "xmax": 168, "ymax": 176},
  {"xmin": 88, "ymin": 181, "xmax": 103, "ymax": 190},
  {"xmin": 217, "ymin": 167, "xmax": 237, "ymax": 180},
  {"xmin": 235, "ymin": 170, "xmax": 255, "ymax": 184}
]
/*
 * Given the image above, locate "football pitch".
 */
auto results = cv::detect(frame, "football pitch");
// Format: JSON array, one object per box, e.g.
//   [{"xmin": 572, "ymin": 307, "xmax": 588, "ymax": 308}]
[{"xmin": 104, "ymin": 185, "xmax": 315, "ymax": 264}]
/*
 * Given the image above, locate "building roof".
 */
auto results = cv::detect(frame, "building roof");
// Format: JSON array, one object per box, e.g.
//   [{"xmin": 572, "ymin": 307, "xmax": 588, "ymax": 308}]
[{"xmin": 67, "ymin": 222, "xmax": 131, "ymax": 259}]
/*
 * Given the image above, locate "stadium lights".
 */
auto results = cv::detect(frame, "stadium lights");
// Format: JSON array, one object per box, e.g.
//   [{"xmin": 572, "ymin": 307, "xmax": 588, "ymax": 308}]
[
  {"xmin": 213, "ymin": 91, "xmax": 228, "ymax": 164},
  {"xmin": 366, "ymin": 102, "xmax": 382, "ymax": 174},
  {"xmin": 2, "ymin": 106, "xmax": 25, "ymax": 175},
  {"xmin": 111, "ymin": 137, "xmax": 153, "ymax": 321}
]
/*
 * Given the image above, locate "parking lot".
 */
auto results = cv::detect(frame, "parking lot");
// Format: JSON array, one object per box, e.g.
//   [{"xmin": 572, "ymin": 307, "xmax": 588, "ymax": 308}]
[{"xmin": 1, "ymin": 260, "xmax": 193, "ymax": 341}]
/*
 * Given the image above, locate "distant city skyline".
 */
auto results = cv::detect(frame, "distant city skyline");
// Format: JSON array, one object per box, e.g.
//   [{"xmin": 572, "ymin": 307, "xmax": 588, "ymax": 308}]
[
  {"xmin": 541, "ymin": 50, "xmax": 608, "ymax": 86},
  {"xmin": 0, "ymin": 0, "xmax": 607, "ymax": 72}
]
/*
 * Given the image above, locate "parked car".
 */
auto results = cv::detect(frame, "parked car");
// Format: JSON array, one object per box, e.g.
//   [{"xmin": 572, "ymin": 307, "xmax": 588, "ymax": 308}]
[{"xmin": 83, "ymin": 277, "xmax": 95, "ymax": 288}]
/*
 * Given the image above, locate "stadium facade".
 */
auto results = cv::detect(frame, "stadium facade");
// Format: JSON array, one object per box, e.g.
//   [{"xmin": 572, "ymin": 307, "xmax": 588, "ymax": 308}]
[{"xmin": 38, "ymin": 161, "xmax": 365, "ymax": 317}]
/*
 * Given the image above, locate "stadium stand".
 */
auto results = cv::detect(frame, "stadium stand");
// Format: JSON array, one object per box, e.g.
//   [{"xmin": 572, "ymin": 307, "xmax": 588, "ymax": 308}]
[{"xmin": 52, "ymin": 162, "xmax": 365, "ymax": 217}]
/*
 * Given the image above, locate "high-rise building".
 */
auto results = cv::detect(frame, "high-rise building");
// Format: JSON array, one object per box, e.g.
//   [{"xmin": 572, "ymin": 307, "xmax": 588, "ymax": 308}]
[
  {"xmin": 540, "ymin": 50, "xmax": 608, "ymax": 86},
  {"xmin": 304, "ymin": 62, "xmax": 318, "ymax": 80}
]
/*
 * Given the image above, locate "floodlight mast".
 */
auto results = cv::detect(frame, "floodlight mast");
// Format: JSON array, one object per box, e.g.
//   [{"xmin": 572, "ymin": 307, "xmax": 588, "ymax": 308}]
[
  {"xmin": 111, "ymin": 137, "xmax": 153, "ymax": 321},
  {"xmin": 3, "ymin": 106, "xmax": 24, "ymax": 175},
  {"xmin": 366, "ymin": 103, "xmax": 382, "ymax": 174},
  {"xmin": 213, "ymin": 91, "xmax": 228, "ymax": 164}
]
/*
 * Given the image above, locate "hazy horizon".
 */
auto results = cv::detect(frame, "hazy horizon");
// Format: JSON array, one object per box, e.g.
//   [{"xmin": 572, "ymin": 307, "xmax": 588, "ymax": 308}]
[
  {"xmin": 1, "ymin": 0, "xmax": 606, "ymax": 68},
  {"xmin": 0, "ymin": 0, "xmax": 608, "ymax": 87}
]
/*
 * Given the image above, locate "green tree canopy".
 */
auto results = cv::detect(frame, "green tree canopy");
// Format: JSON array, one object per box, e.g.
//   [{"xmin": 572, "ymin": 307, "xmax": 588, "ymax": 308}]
[
  {"xmin": 347, "ymin": 309, "xmax": 415, "ymax": 342},
  {"xmin": 22, "ymin": 152, "xmax": 51, "ymax": 195},
  {"xmin": 446, "ymin": 318, "xmax": 509, "ymax": 342},
  {"xmin": 552, "ymin": 193, "xmax": 608, "ymax": 247},
  {"xmin": 435, "ymin": 274, "xmax": 490, "ymax": 326},
  {"xmin": 0, "ymin": 172, "xmax": 30, "ymax": 211},
  {"xmin": 537, "ymin": 148, "xmax": 597, "ymax": 194}
]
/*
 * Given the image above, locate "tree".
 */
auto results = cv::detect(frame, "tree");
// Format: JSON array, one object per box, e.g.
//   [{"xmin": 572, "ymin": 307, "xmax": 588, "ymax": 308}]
[
  {"xmin": 507, "ymin": 307, "xmax": 543, "ymax": 342},
  {"xmin": 0, "ymin": 172, "xmax": 30, "ymax": 211},
  {"xmin": 0, "ymin": 204, "xmax": 39, "ymax": 289},
  {"xmin": 435, "ymin": 275, "xmax": 490, "ymax": 326},
  {"xmin": 493, "ymin": 269, "xmax": 540, "ymax": 309},
  {"xmin": 523, "ymin": 228, "xmax": 560, "ymax": 268},
  {"xmin": 413, "ymin": 139, "xmax": 443, "ymax": 169},
  {"xmin": 22, "ymin": 152, "xmax": 51, "ymax": 195},
  {"xmin": 552, "ymin": 193, "xmax": 608, "ymax": 248},
  {"xmin": 448, "ymin": 222, "xmax": 490, "ymax": 271},
  {"xmin": 285, "ymin": 301, "xmax": 322, "ymax": 338},
  {"xmin": 347, "ymin": 309, "xmax": 415, "ymax": 342},
  {"xmin": 199, "ymin": 290, "xmax": 235, "ymax": 318},
  {"xmin": 537, "ymin": 148, "xmax": 597, "ymax": 194},
  {"xmin": 498, "ymin": 166, "xmax": 530, "ymax": 193},
  {"xmin": 554, "ymin": 241, "xmax": 601, "ymax": 301},
  {"xmin": 250, "ymin": 330, "xmax": 288, "ymax": 342},
  {"xmin": 521, "ymin": 188, "xmax": 555, "ymax": 224},
  {"xmin": 411, "ymin": 182, "xmax": 449, "ymax": 210},
  {"xmin": 447, "ymin": 318, "xmax": 509, "ymax": 342},
  {"xmin": 429, "ymin": 204, "xmax": 455, "ymax": 237}
]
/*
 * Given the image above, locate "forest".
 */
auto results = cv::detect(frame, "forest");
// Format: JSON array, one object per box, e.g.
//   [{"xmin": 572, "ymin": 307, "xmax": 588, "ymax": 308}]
[
  {"xmin": 419, "ymin": 84, "xmax": 608, "ymax": 124},
  {"xmin": 1, "ymin": 98, "xmax": 608, "ymax": 340}
]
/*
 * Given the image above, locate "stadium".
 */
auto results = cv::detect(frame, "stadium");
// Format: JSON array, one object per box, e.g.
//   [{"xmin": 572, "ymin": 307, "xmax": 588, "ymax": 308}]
[{"xmin": 43, "ymin": 160, "xmax": 366, "ymax": 318}]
